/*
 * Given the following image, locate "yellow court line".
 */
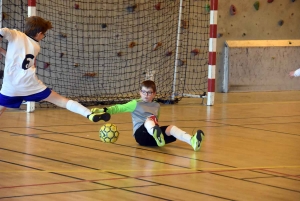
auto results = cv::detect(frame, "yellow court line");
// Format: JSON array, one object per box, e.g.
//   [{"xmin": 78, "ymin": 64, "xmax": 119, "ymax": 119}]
[{"xmin": 0, "ymin": 165, "xmax": 300, "ymax": 173}]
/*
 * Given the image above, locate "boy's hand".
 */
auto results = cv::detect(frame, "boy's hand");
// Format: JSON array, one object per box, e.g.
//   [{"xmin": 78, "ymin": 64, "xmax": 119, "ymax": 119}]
[
  {"xmin": 289, "ymin": 71, "xmax": 295, "ymax": 78},
  {"xmin": 91, "ymin": 108, "xmax": 104, "ymax": 113}
]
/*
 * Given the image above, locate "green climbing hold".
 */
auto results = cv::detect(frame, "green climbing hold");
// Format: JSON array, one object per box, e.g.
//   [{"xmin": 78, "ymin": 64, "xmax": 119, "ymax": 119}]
[
  {"xmin": 254, "ymin": 1, "xmax": 260, "ymax": 10},
  {"xmin": 205, "ymin": 4, "xmax": 210, "ymax": 12}
]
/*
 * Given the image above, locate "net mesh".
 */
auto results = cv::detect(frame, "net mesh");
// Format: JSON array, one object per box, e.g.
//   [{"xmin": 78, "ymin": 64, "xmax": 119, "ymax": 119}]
[{"xmin": 0, "ymin": 0, "xmax": 209, "ymax": 106}]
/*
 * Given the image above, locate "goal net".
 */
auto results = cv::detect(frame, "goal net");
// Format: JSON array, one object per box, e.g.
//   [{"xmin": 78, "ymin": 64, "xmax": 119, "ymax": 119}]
[{"xmin": 0, "ymin": 0, "xmax": 209, "ymax": 106}]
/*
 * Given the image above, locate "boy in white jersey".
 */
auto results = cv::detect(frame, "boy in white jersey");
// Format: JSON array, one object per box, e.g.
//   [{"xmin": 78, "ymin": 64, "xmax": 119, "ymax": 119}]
[
  {"xmin": 0, "ymin": 16, "xmax": 110, "ymax": 122},
  {"xmin": 289, "ymin": 68, "xmax": 300, "ymax": 77},
  {"xmin": 91, "ymin": 80, "xmax": 204, "ymax": 151}
]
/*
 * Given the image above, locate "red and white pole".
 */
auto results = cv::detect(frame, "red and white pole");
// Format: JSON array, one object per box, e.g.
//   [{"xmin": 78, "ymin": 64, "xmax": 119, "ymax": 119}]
[
  {"xmin": 28, "ymin": 0, "xmax": 36, "ymax": 17},
  {"xmin": 26, "ymin": 0, "xmax": 37, "ymax": 112},
  {"xmin": 207, "ymin": 0, "xmax": 218, "ymax": 106}
]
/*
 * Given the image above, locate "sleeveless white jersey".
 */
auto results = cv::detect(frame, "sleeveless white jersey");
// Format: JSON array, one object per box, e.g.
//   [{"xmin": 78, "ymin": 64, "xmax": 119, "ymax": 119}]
[
  {"xmin": 0, "ymin": 28, "xmax": 46, "ymax": 96},
  {"xmin": 294, "ymin": 68, "xmax": 300, "ymax": 77}
]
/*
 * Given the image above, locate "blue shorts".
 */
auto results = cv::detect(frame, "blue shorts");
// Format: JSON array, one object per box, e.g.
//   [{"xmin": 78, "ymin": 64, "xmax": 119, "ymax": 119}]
[{"xmin": 0, "ymin": 88, "xmax": 52, "ymax": 108}]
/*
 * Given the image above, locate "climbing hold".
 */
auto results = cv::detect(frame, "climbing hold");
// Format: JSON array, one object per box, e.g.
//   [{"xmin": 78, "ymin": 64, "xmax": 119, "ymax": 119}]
[
  {"xmin": 60, "ymin": 53, "xmax": 64, "ymax": 58},
  {"xmin": 60, "ymin": 32, "xmax": 67, "ymax": 38},
  {"xmin": 254, "ymin": 1, "xmax": 260, "ymax": 10},
  {"xmin": 205, "ymin": 4, "xmax": 210, "ymax": 12},
  {"xmin": 267, "ymin": 0, "xmax": 274, "ymax": 3},
  {"xmin": 181, "ymin": 20, "xmax": 189, "ymax": 29},
  {"xmin": 230, "ymin": 5, "xmax": 237, "ymax": 15},
  {"xmin": 242, "ymin": 33, "xmax": 246, "ymax": 37},
  {"xmin": 278, "ymin": 20, "xmax": 284, "ymax": 26},
  {"xmin": 44, "ymin": 62, "xmax": 50, "ymax": 69},
  {"xmin": 291, "ymin": 0, "xmax": 296, "ymax": 2},
  {"xmin": 165, "ymin": 51, "xmax": 172, "ymax": 56},
  {"xmin": 128, "ymin": 41, "xmax": 136, "ymax": 48},
  {"xmin": 153, "ymin": 42, "xmax": 162, "ymax": 51},
  {"xmin": 289, "ymin": 41, "xmax": 292, "ymax": 44},
  {"xmin": 177, "ymin": 59, "xmax": 185, "ymax": 66},
  {"xmin": 154, "ymin": 3, "xmax": 161, "ymax": 10},
  {"xmin": 191, "ymin": 49, "xmax": 200, "ymax": 56},
  {"xmin": 83, "ymin": 72, "xmax": 97, "ymax": 77},
  {"xmin": 2, "ymin": 12, "xmax": 8, "ymax": 20},
  {"xmin": 101, "ymin": 23, "xmax": 107, "ymax": 28},
  {"xmin": 74, "ymin": 63, "xmax": 79, "ymax": 67},
  {"xmin": 74, "ymin": 4, "xmax": 79, "ymax": 9},
  {"xmin": 126, "ymin": 4, "xmax": 137, "ymax": 12},
  {"xmin": 217, "ymin": 33, "xmax": 223, "ymax": 38},
  {"xmin": 117, "ymin": 52, "xmax": 123, "ymax": 57}
]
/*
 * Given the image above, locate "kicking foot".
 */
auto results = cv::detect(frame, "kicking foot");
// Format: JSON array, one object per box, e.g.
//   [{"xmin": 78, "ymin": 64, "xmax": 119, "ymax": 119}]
[
  {"xmin": 153, "ymin": 125, "xmax": 165, "ymax": 147},
  {"xmin": 190, "ymin": 130, "xmax": 204, "ymax": 151},
  {"xmin": 88, "ymin": 113, "xmax": 111, "ymax": 122},
  {"xmin": 91, "ymin": 108, "xmax": 104, "ymax": 113}
]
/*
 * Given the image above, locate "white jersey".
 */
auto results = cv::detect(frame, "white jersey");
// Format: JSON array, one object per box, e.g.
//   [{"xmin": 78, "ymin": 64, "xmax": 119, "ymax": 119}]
[
  {"xmin": 294, "ymin": 68, "xmax": 300, "ymax": 77},
  {"xmin": 0, "ymin": 28, "xmax": 46, "ymax": 96}
]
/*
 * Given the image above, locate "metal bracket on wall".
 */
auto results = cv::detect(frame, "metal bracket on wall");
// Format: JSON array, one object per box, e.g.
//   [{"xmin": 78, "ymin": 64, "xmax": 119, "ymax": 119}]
[{"xmin": 223, "ymin": 43, "xmax": 229, "ymax": 93}]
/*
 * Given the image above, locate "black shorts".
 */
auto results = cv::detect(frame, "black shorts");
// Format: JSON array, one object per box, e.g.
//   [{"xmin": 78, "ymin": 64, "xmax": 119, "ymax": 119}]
[{"xmin": 134, "ymin": 124, "xmax": 176, "ymax": 146}]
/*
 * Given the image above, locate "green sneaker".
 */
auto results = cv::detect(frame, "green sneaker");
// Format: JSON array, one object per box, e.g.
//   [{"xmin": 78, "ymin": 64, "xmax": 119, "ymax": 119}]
[
  {"xmin": 153, "ymin": 125, "xmax": 165, "ymax": 147},
  {"xmin": 91, "ymin": 108, "xmax": 104, "ymax": 113},
  {"xmin": 87, "ymin": 113, "xmax": 111, "ymax": 122},
  {"xmin": 190, "ymin": 130, "xmax": 204, "ymax": 151}
]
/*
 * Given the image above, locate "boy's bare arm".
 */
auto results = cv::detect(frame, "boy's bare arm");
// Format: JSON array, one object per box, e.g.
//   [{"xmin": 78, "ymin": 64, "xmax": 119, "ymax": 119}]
[
  {"xmin": 0, "ymin": 47, "xmax": 6, "ymax": 57},
  {"xmin": 0, "ymin": 37, "xmax": 6, "ymax": 57}
]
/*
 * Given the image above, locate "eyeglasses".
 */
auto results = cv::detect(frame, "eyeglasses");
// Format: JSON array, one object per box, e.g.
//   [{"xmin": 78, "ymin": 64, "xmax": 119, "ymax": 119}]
[{"xmin": 140, "ymin": 90, "xmax": 154, "ymax": 95}]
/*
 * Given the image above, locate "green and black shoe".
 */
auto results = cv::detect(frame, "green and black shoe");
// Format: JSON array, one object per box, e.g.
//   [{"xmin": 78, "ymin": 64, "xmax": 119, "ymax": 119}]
[
  {"xmin": 190, "ymin": 130, "xmax": 204, "ymax": 151},
  {"xmin": 87, "ymin": 113, "xmax": 111, "ymax": 122},
  {"xmin": 153, "ymin": 125, "xmax": 165, "ymax": 147}
]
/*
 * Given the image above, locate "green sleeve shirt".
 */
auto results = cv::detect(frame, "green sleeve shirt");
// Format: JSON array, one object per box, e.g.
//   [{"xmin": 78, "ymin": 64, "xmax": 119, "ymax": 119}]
[{"xmin": 106, "ymin": 99, "xmax": 160, "ymax": 135}]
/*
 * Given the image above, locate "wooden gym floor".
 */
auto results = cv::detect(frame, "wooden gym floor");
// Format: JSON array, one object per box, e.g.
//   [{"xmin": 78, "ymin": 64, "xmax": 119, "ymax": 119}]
[{"xmin": 0, "ymin": 91, "xmax": 300, "ymax": 201}]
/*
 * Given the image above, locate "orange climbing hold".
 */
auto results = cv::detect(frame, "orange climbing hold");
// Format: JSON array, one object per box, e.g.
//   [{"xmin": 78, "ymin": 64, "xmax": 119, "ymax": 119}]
[
  {"xmin": 181, "ymin": 20, "xmax": 189, "ymax": 29},
  {"xmin": 128, "ymin": 42, "xmax": 136, "ymax": 48},
  {"xmin": 153, "ymin": 42, "xmax": 162, "ymax": 51},
  {"xmin": 83, "ymin": 72, "xmax": 97, "ymax": 77},
  {"xmin": 191, "ymin": 49, "xmax": 200, "ymax": 56}
]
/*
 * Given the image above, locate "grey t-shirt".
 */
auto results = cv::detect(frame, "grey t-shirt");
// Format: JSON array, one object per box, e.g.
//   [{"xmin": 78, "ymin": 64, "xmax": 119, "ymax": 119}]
[{"xmin": 106, "ymin": 99, "xmax": 160, "ymax": 134}]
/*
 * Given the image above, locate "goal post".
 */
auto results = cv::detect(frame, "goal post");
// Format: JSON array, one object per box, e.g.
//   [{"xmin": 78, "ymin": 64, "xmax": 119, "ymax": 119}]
[
  {"xmin": 175, "ymin": 0, "xmax": 218, "ymax": 106},
  {"xmin": 208, "ymin": 0, "xmax": 218, "ymax": 106},
  {"xmin": 25, "ymin": 0, "xmax": 37, "ymax": 112},
  {"xmin": 0, "ymin": 0, "xmax": 215, "ymax": 108}
]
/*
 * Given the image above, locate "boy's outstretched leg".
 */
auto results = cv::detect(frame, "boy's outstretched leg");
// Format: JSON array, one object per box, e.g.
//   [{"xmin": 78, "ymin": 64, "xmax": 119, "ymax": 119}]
[
  {"xmin": 166, "ymin": 126, "xmax": 204, "ymax": 151},
  {"xmin": 43, "ymin": 90, "xmax": 110, "ymax": 122}
]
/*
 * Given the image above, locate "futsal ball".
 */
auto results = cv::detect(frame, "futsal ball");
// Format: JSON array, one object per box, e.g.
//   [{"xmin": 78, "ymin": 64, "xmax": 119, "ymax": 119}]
[{"xmin": 99, "ymin": 123, "xmax": 119, "ymax": 143}]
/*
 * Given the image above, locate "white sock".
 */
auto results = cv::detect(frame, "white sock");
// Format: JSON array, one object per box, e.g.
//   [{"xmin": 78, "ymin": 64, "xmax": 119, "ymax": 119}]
[
  {"xmin": 170, "ymin": 126, "xmax": 192, "ymax": 145},
  {"xmin": 144, "ymin": 119, "xmax": 156, "ymax": 136},
  {"xmin": 66, "ymin": 100, "xmax": 91, "ymax": 117}
]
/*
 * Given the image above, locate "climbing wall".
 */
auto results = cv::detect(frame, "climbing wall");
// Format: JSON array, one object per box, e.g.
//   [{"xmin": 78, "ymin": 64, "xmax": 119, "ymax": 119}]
[
  {"xmin": 224, "ymin": 40, "xmax": 300, "ymax": 92},
  {"xmin": 216, "ymin": 0, "xmax": 300, "ymax": 92}
]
